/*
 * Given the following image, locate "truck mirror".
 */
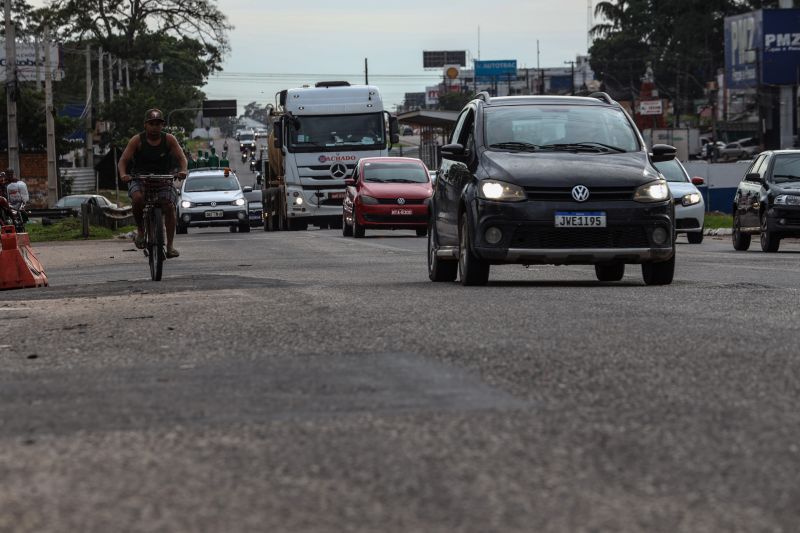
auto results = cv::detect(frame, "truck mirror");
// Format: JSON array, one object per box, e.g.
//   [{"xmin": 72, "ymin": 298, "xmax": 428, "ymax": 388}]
[
  {"xmin": 389, "ymin": 115, "xmax": 400, "ymax": 145},
  {"xmin": 273, "ymin": 120, "xmax": 283, "ymax": 149}
]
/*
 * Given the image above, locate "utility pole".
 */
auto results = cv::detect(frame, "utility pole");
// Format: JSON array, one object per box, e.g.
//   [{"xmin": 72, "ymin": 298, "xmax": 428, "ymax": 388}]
[
  {"xmin": 85, "ymin": 45, "xmax": 94, "ymax": 168},
  {"xmin": 34, "ymin": 36, "xmax": 42, "ymax": 91},
  {"xmin": 44, "ymin": 26, "xmax": 58, "ymax": 206},
  {"xmin": 779, "ymin": 0, "xmax": 793, "ymax": 148},
  {"xmin": 364, "ymin": 58, "xmax": 368, "ymax": 85},
  {"xmin": 117, "ymin": 57, "xmax": 123, "ymax": 96},
  {"xmin": 564, "ymin": 60, "xmax": 576, "ymax": 95},
  {"xmin": 107, "ymin": 53, "xmax": 114, "ymax": 102},
  {"xmin": 98, "ymin": 46, "xmax": 105, "ymax": 106},
  {"xmin": 4, "ymin": 0, "xmax": 20, "ymax": 175},
  {"xmin": 125, "ymin": 61, "xmax": 130, "ymax": 90}
]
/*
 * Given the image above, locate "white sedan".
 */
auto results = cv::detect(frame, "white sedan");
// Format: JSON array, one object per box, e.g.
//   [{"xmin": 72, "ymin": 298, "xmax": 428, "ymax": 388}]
[{"xmin": 654, "ymin": 159, "xmax": 705, "ymax": 244}]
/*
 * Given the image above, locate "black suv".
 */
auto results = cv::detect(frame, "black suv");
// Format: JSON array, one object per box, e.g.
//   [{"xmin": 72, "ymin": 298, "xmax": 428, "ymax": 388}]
[
  {"xmin": 427, "ymin": 92, "xmax": 677, "ymax": 286},
  {"xmin": 732, "ymin": 150, "xmax": 800, "ymax": 253}
]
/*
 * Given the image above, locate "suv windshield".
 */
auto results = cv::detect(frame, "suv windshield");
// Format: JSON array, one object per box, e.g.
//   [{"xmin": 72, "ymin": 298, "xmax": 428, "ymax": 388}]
[
  {"xmin": 240, "ymin": 133, "xmax": 254, "ymax": 142},
  {"xmin": 184, "ymin": 175, "xmax": 240, "ymax": 192},
  {"xmin": 484, "ymin": 105, "xmax": 639, "ymax": 152},
  {"xmin": 288, "ymin": 113, "xmax": 385, "ymax": 152},
  {"xmin": 363, "ymin": 162, "xmax": 429, "ymax": 183}
]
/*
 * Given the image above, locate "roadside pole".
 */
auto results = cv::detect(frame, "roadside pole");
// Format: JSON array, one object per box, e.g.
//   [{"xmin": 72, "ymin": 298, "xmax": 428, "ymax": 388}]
[
  {"xmin": 44, "ymin": 26, "xmax": 58, "ymax": 207},
  {"xmin": 85, "ymin": 45, "xmax": 94, "ymax": 169},
  {"xmin": 4, "ymin": 0, "xmax": 20, "ymax": 176}
]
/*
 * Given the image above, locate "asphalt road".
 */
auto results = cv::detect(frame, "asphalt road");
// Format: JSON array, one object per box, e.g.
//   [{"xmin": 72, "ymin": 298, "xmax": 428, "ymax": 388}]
[{"xmin": 2, "ymin": 228, "xmax": 800, "ymax": 533}]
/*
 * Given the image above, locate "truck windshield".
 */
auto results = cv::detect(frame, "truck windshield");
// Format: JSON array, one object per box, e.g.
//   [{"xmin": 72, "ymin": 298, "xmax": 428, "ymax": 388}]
[{"xmin": 288, "ymin": 113, "xmax": 385, "ymax": 152}]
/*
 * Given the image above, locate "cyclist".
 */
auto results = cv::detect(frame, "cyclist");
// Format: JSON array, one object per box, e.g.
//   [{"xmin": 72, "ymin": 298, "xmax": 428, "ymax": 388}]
[{"xmin": 118, "ymin": 109, "xmax": 188, "ymax": 258}]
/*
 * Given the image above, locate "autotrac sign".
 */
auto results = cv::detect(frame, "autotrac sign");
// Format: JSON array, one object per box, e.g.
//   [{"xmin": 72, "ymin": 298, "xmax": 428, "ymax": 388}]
[{"xmin": 725, "ymin": 9, "xmax": 800, "ymax": 88}]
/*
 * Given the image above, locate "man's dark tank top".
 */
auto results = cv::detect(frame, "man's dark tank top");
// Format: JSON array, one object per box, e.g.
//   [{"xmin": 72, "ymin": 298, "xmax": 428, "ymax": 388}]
[{"xmin": 135, "ymin": 132, "xmax": 172, "ymax": 174}]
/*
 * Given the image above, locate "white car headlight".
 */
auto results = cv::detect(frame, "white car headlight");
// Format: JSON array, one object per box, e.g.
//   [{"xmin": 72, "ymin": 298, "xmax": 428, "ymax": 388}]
[
  {"xmin": 634, "ymin": 181, "xmax": 670, "ymax": 203},
  {"xmin": 478, "ymin": 180, "xmax": 526, "ymax": 202},
  {"xmin": 775, "ymin": 194, "xmax": 800, "ymax": 206},
  {"xmin": 180, "ymin": 200, "xmax": 193, "ymax": 208},
  {"xmin": 681, "ymin": 192, "xmax": 702, "ymax": 206},
  {"xmin": 234, "ymin": 198, "xmax": 245, "ymax": 206}
]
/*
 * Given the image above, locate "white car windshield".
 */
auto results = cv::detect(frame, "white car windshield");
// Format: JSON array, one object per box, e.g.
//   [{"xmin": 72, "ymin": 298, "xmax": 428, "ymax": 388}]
[
  {"xmin": 653, "ymin": 160, "xmax": 689, "ymax": 183},
  {"xmin": 184, "ymin": 176, "xmax": 240, "ymax": 192}
]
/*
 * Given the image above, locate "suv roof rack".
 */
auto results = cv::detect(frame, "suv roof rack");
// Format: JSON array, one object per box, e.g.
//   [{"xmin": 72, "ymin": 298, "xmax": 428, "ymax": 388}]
[
  {"xmin": 589, "ymin": 92, "xmax": 615, "ymax": 105},
  {"xmin": 475, "ymin": 91, "xmax": 491, "ymax": 103}
]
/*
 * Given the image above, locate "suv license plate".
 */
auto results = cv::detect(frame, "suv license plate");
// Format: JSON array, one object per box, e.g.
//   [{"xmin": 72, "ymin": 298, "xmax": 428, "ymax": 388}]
[
  {"xmin": 391, "ymin": 209, "xmax": 413, "ymax": 215},
  {"xmin": 554, "ymin": 212, "xmax": 606, "ymax": 228},
  {"xmin": 205, "ymin": 210, "xmax": 223, "ymax": 218}
]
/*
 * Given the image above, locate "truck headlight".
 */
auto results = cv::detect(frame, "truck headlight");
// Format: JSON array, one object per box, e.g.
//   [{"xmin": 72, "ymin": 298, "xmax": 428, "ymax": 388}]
[
  {"xmin": 478, "ymin": 180, "xmax": 526, "ymax": 202},
  {"xmin": 681, "ymin": 192, "xmax": 702, "ymax": 206},
  {"xmin": 234, "ymin": 198, "xmax": 245, "ymax": 206},
  {"xmin": 775, "ymin": 194, "xmax": 800, "ymax": 206},
  {"xmin": 634, "ymin": 181, "xmax": 670, "ymax": 203},
  {"xmin": 180, "ymin": 200, "xmax": 193, "ymax": 208}
]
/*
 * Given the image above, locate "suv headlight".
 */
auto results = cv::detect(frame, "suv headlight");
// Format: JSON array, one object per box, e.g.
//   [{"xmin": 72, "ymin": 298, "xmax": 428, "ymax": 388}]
[
  {"xmin": 478, "ymin": 180, "xmax": 526, "ymax": 202},
  {"xmin": 681, "ymin": 192, "xmax": 702, "ymax": 206},
  {"xmin": 180, "ymin": 200, "xmax": 194, "ymax": 208},
  {"xmin": 634, "ymin": 181, "xmax": 670, "ymax": 203},
  {"xmin": 775, "ymin": 194, "xmax": 800, "ymax": 206},
  {"xmin": 360, "ymin": 195, "xmax": 379, "ymax": 205},
  {"xmin": 234, "ymin": 198, "xmax": 245, "ymax": 206}
]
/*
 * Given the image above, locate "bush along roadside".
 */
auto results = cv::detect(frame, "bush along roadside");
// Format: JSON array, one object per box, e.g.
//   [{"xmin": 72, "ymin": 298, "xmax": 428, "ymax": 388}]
[{"xmin": 25, "ymin": 218, "xmax": 136, "ymax": 243}]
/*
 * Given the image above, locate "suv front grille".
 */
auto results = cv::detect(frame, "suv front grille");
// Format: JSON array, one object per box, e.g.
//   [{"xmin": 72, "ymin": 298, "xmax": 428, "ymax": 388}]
[
  {"xmin": 195, "ymin": 201, "xmax": 236, "ymax": 207},
  {"xmin": 511, "ymin": 226, "xmax": 650, "ymax": 249},
  {"xmin": 524, "ymin": 186, "xmax": 635, "ymax": 202}
]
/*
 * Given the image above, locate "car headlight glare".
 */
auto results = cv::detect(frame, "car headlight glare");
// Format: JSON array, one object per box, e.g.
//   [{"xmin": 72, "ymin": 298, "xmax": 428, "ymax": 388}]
[
  {"xmin": 634, "ymin": 181, "xmax": 670, "ymax": 203},
  {"xmin": 295, "ymin": 197, "xmax": 304, "ymax": 205},
  {"xmin": 234, "ymin": 198, "xmax": 245, "ymax": 206},
  {"xmin": 479, "ymin": 180, "xmax": 526, "ymax": 202},
  {"xmin": 180, "ymin": 200, "xmax": 193, "ymax": 208},
  {"xmin": 775, "ymin": 194, "xmax": 800, "ymax": 206},
  {"xmin": 360, "ymin": 195, "xmax": 379, "ymax": 205},
  {"xmin": 681, "ymin": 192, "xmax": 702, "ymax": 206}
]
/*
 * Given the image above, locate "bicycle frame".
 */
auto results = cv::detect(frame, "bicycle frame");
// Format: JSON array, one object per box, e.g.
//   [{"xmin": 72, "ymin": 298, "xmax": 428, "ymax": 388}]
[{"xmin": 134, "ymin": 174, "xmax": 175, "ymax": 281}]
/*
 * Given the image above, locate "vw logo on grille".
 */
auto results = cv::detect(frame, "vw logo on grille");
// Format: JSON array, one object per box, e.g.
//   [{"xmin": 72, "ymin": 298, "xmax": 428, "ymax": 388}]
[
  {"xmin": 571, "ymin": 185, "xmax": 590, "ymax": 202},
  {"xmin": 330, "ymin": 163, "xmax": 348, "ymax": 178},
  {"xmin": 210, "ymin": 201, "xmax": 217, "ymax": 207},
  {"xmin": 397, "ymin": 198, "xmax": 406, "ymax": 205}
]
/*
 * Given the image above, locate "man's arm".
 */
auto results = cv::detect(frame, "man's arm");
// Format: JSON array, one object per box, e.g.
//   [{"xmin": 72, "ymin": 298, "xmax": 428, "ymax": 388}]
[
  {"xmin": 19, "ymin": 181, "xmax": 29, "ymax": 202},
  {"xmin": 118, "ymin": 135, "xmax": 140, "ymax": 182},
  {"xmin": 167, "ymin": 134, "xmax": 188, "ymax": 178}
]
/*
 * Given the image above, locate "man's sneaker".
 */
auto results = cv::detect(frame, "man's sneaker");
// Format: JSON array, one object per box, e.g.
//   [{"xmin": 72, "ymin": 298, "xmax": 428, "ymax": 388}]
[
  {"xmin": 134, "ymin": 232, "xmax": 145, "ymax": 249},
  {"xmin": 166, "ymin": 247, "xmax": 180, "ymax": 259}
]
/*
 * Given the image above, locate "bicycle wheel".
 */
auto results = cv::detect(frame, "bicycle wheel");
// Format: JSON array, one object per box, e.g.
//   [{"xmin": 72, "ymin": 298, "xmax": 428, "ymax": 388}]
[{"xmin": 149, "ymin": 207, "xmax": 165, "ymax": 281}]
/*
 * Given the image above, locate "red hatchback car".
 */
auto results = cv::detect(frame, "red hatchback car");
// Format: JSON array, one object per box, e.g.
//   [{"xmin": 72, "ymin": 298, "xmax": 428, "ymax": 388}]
[{"xmin": 342, "ymin": 157, "xmax": 433, "ymax": 238}]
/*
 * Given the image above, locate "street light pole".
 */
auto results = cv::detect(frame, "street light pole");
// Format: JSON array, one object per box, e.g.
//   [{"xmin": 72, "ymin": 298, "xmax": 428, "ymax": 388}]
[
  {"xmin": 564, "ymin": 60, "xmax": 576, "ymax": 95},
  {"xmin": 4, "ymin": 0, "xmax": 20, "ymax": 175}
]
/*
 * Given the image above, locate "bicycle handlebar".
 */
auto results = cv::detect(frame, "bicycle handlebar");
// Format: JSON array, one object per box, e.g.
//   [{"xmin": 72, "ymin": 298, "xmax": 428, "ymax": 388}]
[{"xmin": 132, "ymin": 174, "xmax": 181, "ymax": 181}]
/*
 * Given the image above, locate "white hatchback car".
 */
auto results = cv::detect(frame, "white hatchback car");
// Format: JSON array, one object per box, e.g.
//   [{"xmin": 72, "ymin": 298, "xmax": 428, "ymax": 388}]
[
  {"xmin": 654, "ymin": 159, "xmax": 705, "ymax": 243},
  {"xmin": 177, "ymin": 169, "xmax": 250, "ymax": 233}
]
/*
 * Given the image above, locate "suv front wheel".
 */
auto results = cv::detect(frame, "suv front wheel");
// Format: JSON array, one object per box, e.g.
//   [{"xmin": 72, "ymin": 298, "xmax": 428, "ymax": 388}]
[
  {"xmin": 641, "ymin": 255, "xmax": 675, "ymax": 286},
  {"xmin": 458, "ymin": 213, "xmax": 490, "ymax": 286},
  {"xmin": 428, "ymin": 221, "xmax": 457, "ymax": 282}
]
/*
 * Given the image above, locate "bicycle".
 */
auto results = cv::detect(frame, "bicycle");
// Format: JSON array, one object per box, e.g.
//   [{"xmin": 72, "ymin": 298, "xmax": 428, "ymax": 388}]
[{"xmin": 133, "ymin": 174, "xmax": 177, "ymax": 281}]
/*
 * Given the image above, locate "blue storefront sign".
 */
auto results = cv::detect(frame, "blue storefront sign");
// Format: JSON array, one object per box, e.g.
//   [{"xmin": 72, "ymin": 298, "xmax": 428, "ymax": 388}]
[
  {"xmin": 726, "ymin": 9, "xmax": 800, "ymax": 88},
  {"xmin": 474, "ymin": 60, "xmax": 517, "ymax": 81}
]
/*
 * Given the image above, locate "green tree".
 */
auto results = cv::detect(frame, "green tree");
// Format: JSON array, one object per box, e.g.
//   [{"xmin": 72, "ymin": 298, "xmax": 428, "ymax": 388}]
[
  {"xmin": 243, "ymin": 102, "xmax": 271, "ymax": 125},
  {"xmin": 438, "ymin": 92, "xmax": 474, "ymax": 111}
]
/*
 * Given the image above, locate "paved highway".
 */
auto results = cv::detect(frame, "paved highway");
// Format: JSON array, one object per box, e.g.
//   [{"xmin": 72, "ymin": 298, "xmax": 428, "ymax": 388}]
[{"xmin": 2, "ymin": 229, "xmax": 799, "ymax": 532}]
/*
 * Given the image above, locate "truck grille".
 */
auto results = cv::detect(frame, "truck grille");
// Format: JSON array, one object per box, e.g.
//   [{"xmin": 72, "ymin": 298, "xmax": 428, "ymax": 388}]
[{"xmin": 511, "ymin": 226, "xmax": 650, "ymax": 248}]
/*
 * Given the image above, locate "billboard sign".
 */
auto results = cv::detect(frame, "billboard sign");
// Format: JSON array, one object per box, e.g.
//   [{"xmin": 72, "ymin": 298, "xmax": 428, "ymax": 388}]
[
  {"xmin": 423, "ymin": 50, "xmax": 467, "ymax": 69},
  {"xmin": 725, "ymin": 11, "xmax": 761, "ymax": 89},
  {"xmin": 762, "ymin": 8, "xmax": 800, "ymax": 85},
  {"xmin": 474, "ymin": 60, "xmax": 517, "ymax": 80},
  {"xmin": 0, "ymin": 41, "xmax": 64, "ymax": 82},
  {"xmin": 202, "ymin": 99, "xmax": 237, "ymax": 118},
  {"xmin": 639, "ymin": 100, "xmax": 663, "ymax": 116}
]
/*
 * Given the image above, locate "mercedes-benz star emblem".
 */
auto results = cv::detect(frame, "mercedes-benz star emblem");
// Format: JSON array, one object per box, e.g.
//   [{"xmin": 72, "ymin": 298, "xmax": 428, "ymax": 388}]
[
  {"xmin": 330, "ymin": 163, "xmax": 348, "ymax": 178},
  {"xmin": 210, "ymin": 201, "xmax": 217, "ymax": 207},
  {"xmin": 571, "ymin": 185, "xmax": 590, "ymax": 202},
  {"xmin": 397, "ymin": 198, "xmax": 406, "ymax": 205}
]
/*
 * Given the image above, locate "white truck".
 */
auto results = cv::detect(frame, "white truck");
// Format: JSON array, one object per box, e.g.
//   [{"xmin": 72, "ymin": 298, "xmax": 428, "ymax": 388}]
[
  {"xmin": 260, "ymin": 81, "xmax": 399, "ymax": 231},
  {"xmin": 642, "ymin": 128, "xmax": 702, "ymax": 162}
]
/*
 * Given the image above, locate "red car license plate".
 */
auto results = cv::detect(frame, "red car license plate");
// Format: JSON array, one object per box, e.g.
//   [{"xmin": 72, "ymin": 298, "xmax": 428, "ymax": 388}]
[
  {"xmin": 329, "ymin": 192, "xmax": 345, "ymax": 200},
  {"xmin": 391, "ymin": 209, "xmax": 412, "ymax": 215}
]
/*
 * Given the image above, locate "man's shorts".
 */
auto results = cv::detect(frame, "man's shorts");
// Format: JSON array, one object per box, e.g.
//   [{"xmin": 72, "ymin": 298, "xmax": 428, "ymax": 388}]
[{"xmin": 128, "ymin": 179, "xmax": 178, "ymax": 206}]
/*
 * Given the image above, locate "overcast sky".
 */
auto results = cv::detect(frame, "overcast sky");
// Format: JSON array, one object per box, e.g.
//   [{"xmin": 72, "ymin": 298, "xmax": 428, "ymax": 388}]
[{"xmin": 31, "ymin": 0, "xmax": 597, "ymax": 112}]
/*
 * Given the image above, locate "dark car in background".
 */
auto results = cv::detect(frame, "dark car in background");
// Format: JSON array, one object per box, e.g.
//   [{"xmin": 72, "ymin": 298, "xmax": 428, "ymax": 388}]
[
  {"xmin": 732, "ymin": 150, "xmax": 800, "ymax": 252},
  {"xmin": 54, "ymin": 194, "xmax": 118, "ymax": 213},
  {"xmin": 428, "ymin": 92, "xmax": 676, "ymax": 286}
]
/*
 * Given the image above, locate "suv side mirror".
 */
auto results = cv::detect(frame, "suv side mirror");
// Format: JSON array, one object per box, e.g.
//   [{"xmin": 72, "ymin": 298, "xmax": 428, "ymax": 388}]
[
  {"xmin": 744, "ymin": 172, "xmax": 764, "ymax": 184},
  {"xmin": 441, "ymin": 143, "xmax": 467, "ymax": 162},
  {"xmin": 651, "ymin": 144, "xmax": 676, "ymax": 163},
  {"xmin": 691, "ymin": 177, "xmax": 705, "ymax": 186}
]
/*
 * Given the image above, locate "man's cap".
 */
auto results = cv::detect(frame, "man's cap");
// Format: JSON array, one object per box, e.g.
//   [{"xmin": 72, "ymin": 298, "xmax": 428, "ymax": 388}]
[{"xmin": 145, "ymin": 108, "xmax": 165, "ymax": 123}]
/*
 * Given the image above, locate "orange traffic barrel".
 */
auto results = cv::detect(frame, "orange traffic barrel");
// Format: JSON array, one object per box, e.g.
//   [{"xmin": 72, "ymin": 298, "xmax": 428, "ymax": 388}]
[{"xmin": 0, "ymin": 225, "xmax": 48, "ymax": 290}]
